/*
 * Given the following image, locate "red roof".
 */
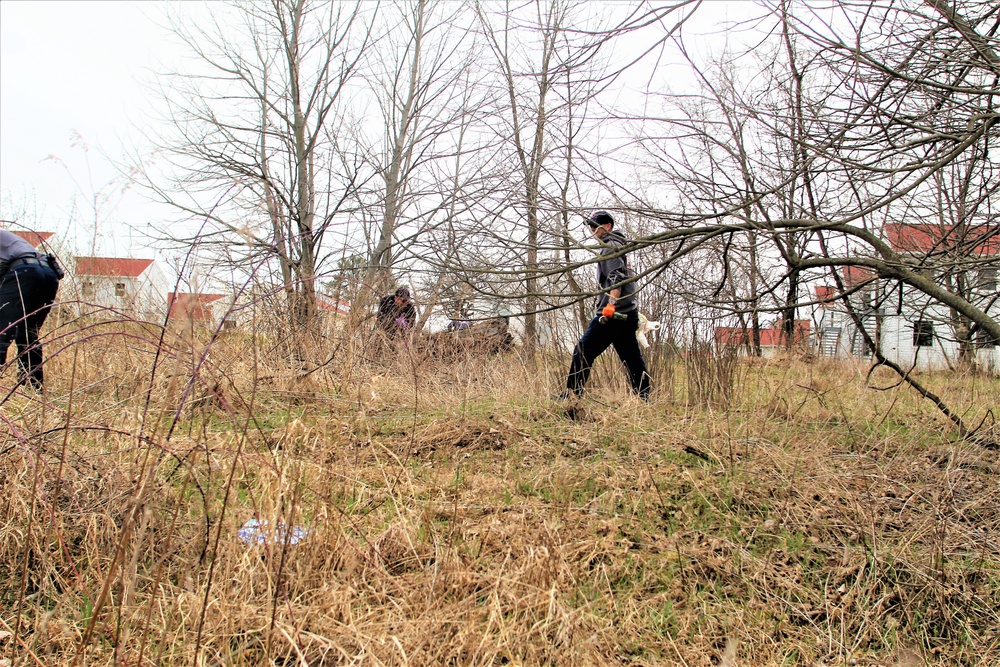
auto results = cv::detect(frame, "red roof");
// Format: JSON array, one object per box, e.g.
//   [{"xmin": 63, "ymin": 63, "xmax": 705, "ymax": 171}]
[
  {"xmin": 11, "ymin": 231, "xmax": 54, "ymax": 247},
  {"xmin": 76, "ymin": 257, "xmax": 154, "ymax": 277},
  {"xmin": 885, "ymin": 223, "xmax": 999, "ymax": 256},
  {"xmin": 715, "ymin": 320, "xmax": 810, "ymax": 347},
  {"xmin": 841, "ymin": 265, "xmax": 875, "ymax": 286},
  {"xmin": 317, "ymin": 294, "xmax": 351, "ymax": 314},
  {"xmin": 815, "ymin": 286, "xmax": 835, "ymax": 302},
  {"xmin": 168, "ymin": 293, "xmax": 226, "ymax": 320}
]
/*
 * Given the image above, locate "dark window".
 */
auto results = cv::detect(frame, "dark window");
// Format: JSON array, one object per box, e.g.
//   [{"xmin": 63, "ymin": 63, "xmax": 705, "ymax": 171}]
[
  {"xmin": 913, "ymin": 321, "xmax": 934, "ymax": 347},
  {"xmin": 115, "ymin": 282, "xmax": 126, "ymax": 297},
  {"xmin": 977, "ymin": 329, "xmax": 998, "ymax": 348},
  {"xmin": 82, "ymin": 281, "xmax": 95, "ymax": 299},
  {"xmin": 977, "ymin": 268, "xmax": 996, "ymax": 293}
]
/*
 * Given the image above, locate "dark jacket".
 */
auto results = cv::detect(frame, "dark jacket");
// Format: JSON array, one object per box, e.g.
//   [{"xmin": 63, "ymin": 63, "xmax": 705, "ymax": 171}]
[
  {"xmin": 595, "ymin": 230, "xmax": 637, "ymax": 313},
  {"xmin": 376, "ymin": 294, "xmax": 417, "ymax": 333}
]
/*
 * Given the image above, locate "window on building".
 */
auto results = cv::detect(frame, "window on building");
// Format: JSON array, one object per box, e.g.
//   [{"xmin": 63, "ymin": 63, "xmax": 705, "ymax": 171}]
[
  {"xmin": 82, "ymin": 281, "xmax": 94, "ymax": 299},
  {"xmin": 115, "ymin": 282, "xmax": 126, "ymax": 297},
  {"xmin": 977, "ymin": 328, "xmax": 998, "ymax": 348},
  {"xmin": 976, "ymin": 268, "xmax": 997, "ymax": 293},
  {"xmin": 912, "ymin": 320, "xmax": 934, "ymax": 347}
]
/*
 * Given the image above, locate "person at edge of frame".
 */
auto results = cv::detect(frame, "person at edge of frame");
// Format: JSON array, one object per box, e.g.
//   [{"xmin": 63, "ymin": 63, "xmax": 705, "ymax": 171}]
[
  {"xmin": 0, "ymin": 229, "xmax": 62, "ymax": 390},
  {"xmin": 376, "ymin": 286, "xmax": 417, "ymax": 337},
  {"xmin": 559, "ymin": 210, "xmax": 651, "ymax": 401}
]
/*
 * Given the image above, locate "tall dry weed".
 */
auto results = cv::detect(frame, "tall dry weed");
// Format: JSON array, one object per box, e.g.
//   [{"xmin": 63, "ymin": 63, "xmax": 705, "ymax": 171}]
[{"xmin": 685, "ymin": 341, "xmax": 741, "ymax": 408}]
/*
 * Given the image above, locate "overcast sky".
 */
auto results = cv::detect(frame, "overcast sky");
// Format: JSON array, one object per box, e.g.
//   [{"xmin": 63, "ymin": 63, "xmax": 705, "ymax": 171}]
[
  {"xmin": 1, "ymin": 1, "xmax": 754, "ymax": 262},
  {"xmin": 1, "ymin": 1, "xmax": 179, "ymax": 256}
]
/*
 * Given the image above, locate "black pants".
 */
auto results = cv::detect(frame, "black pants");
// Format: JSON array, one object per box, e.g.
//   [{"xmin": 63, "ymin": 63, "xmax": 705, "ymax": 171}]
[
  {"xmin": 566, "ymin": 310, "xmax": 651, "ymax": 399},
  {"xmin": 0, "ymin": 263, "xmax": 60, "ymax": 389}
]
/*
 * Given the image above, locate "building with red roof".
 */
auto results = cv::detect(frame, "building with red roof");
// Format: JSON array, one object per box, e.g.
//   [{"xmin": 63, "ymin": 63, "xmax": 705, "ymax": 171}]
[
  {"xmin": 73, "ymin": 256, "xmax": 168, "ymax": 320},
  {"xmin": 874, "ymin": 223, "xmax": 999, "ymax": 372},
  {"xmin": 713, "ymin": 320, "xmax": 810, "ymax": 358},
  {"xmin": 812, "ymin": 281, "xmax": 877, "ymax": 360},
  {"xmin": 807, "ymin": 222, "xmax": 998, "ymax": 372}
]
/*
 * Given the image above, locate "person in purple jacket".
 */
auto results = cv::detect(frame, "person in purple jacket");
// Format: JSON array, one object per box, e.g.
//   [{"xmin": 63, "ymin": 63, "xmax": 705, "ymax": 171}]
[{"xmin": 376, "ymin": 286, "xmax": 417, "ymax": 337}]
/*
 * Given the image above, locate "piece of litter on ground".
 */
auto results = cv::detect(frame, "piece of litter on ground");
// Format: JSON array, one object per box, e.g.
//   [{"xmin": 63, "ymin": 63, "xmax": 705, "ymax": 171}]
[{"xmin": 237, "ymin": 518, "xmax": 310, "ymax": 546}]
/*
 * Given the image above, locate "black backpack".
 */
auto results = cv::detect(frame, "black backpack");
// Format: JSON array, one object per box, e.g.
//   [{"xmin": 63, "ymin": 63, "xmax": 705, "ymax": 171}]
[{"xmin": 44, "ymin": 253, "xmax": 64, "ymax": 280}]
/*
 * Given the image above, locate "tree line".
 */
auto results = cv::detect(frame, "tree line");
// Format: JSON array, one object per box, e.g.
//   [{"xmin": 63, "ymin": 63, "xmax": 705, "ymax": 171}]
[{"xmin": 134, "ymin": 0, "xmax": 998, "ymax": 366}]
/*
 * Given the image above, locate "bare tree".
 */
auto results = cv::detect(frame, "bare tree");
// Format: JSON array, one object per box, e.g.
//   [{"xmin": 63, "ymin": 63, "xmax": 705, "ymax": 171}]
[
  {"xmin": 345, "ymin": 0, "xmax": 482, "ymax": 303},
  {"xmin": 593, "ymin": 0, "xmax": 999, "ymax": 439},
  {"xmin": 471, "ymin": 0, "xmax": 623, "ymax": 355},
  {"xmin": 622, "ymin": 0, "xmax": 998, "ymax": 335},
  {"xmin": 140, "ymin": 0, "xmax": 375, "ymax": 330},
  {"xmin": 925, "ymin": 149, "xmax": 999, "ymax": 367}
]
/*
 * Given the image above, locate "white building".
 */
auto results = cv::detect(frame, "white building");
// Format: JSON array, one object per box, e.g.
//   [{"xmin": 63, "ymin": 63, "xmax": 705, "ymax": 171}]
[
  {"xmin": 813, "ymin": 224, "xmax": 999, "ymax": 373},
  {"xmin": 73, "ymin": 257, "xmax": 170, "ymax": 321}
]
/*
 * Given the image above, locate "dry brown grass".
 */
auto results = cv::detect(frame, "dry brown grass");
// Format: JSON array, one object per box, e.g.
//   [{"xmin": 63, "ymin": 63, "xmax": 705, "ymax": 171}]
[{"xmin": 1, "ymin": 322, "xmax": 998, "ymax": 666}]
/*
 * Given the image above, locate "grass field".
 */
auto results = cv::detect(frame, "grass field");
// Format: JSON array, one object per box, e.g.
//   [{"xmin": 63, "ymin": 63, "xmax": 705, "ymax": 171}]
[{"xmin": 2, "ymin": 322, "xmax": 998, "ymax": 666}]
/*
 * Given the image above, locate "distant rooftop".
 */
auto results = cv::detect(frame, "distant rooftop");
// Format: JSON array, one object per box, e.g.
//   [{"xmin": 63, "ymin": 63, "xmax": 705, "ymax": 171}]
[
  {"xmin": 317, "ymin": 294, "xmax": 351, "ymax": 314},
  {"xmin": 168, "ymin": 292, "xmax": 226, "ymax": 320},
  {"xmin": 715, "ymin": 320, "xmax": 811, "ymax": 347},
  {"xmin": 885, "ymin": 223, "xmax": 999, "ymax": 256},
  {"xmin": 10, "ymin": 230, "xmax": 54, "ymax": 247},
  {"xmin": 841, "ymin": 265, "xmax": 875, "ymax": 286},
  {"xmin": 76, "ymin": 257, "xmax": 154, "ymax": 278},
  {"xmin": 815, "ymin": 285, "xmax": 835, "ymax": 302}
]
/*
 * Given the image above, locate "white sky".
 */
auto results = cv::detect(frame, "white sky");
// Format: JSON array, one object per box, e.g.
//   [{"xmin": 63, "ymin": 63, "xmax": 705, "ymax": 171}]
[
  {"xmin": 0, "ymin": 1, "xmax": 757, "ymax": 264},
  {"xmin": 1, "ymin": 1, "xmax": 178, "ymax": 257}
]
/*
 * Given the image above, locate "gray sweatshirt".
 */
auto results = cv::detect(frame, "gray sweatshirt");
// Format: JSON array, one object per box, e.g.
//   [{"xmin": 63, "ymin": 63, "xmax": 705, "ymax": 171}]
[
  {"xmin": 1, "ymin": 229, "xmax": 38, "ymax": 276},
  {"xmin": 595, "ymin": 230, "xmax": 637, "ymax": 313}
]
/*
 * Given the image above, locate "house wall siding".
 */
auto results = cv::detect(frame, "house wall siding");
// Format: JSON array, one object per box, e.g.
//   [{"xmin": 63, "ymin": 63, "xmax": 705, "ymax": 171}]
[
  {"xmin": 816, "ymin": 308, "xmax": 872, "ymax": 358},
  {"xmin": 880, "ymin": 313, "xmax": 956, "ymax": 371},
  {"xmin": 80, "ymin": 276, "xmax": 141, "ymax": 314},
  {"xmin": 813, "ymin": 273, "xmax": 998, "ymax": 374},
  {"xmin": 74, "ymin": 262, "xmax": 169, "ymax": 321}
]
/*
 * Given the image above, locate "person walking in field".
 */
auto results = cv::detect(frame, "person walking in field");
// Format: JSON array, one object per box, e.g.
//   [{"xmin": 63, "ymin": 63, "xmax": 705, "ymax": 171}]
[
  {"xmin": 0, "ymin": 229, "xmax": 62, "ymax": 390},
  {"xmin": 559, "ymin": 211, "xmax": 650, "ymax": 400}
]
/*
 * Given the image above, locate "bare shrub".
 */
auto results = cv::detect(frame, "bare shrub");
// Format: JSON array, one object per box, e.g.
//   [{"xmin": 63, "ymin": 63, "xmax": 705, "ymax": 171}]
[{"xmin": 685, "ymin": 340, "xmax": 741, "ymax": 407}]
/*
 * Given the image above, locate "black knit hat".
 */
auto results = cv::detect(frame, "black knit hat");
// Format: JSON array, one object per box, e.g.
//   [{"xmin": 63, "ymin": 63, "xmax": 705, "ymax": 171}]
[
  {"xmin": 586, "ymin": 210, "xmax": 614, "ymax": 228},
  {"xmin": 394, "ymin": 286, "xmax": 411, "ymax": 301}
]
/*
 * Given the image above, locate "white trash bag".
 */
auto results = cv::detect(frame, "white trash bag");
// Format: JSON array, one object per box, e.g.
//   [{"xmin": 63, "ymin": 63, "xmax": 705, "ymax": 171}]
[{"xmin": 237, "ymin": 518, "xmax": 310, "ymax": 546}]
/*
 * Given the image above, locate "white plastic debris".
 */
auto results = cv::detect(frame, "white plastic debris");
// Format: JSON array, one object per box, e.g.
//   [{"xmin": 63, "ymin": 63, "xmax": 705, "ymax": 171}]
[{"xmin": 237, "ymin": 518, "xmax": 310, "ymax": 546}]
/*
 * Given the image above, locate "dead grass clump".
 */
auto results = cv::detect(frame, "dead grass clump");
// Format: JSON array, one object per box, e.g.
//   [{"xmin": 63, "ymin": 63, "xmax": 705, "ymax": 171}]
[
  {"xmin": 374, "ymin": 521, "xmax": 433, "ymax": 575},
  {"xmin": 415, "ymin": 419, "xmax": 507, "ymax": 453},
  {"xmin": 681, "ymin": 427, "xmax": 1000, "ymax": 665}
]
